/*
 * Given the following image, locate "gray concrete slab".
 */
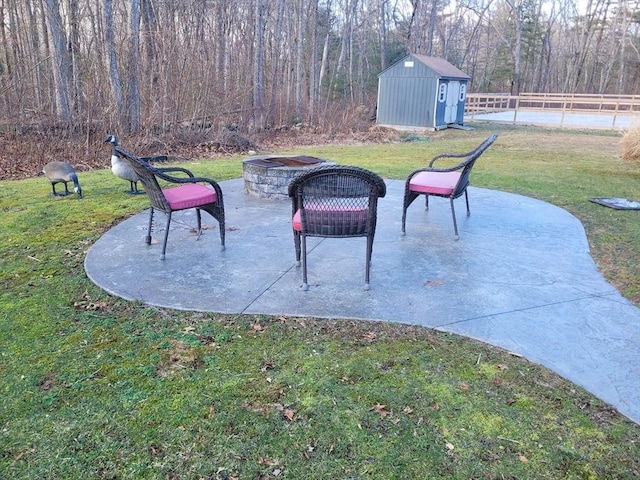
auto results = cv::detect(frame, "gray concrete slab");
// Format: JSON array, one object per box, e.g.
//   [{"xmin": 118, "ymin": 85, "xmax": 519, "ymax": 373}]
[{"xmin": 85, "ymin": 178, "xmax": 640, "ymax": 424}]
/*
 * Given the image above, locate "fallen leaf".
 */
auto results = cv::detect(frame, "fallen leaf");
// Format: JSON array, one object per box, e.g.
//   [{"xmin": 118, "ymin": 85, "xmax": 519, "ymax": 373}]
[
  {"xmin": 402, "ymin": 406, "xmax": 414, "ymax": 415},
  {"xmin": 283, "ymin": 408, "xmax": 295, "ymax": 421},
  {"xmin": 518, "ymin": 454, "xmax": 529, "ymax": 462},
  {"xmin": 258, "ymin": 456, "xmax": 278, "ymax": 466},
  {"xmin": 460, "ymin": 382, "xmax": 469, "ymax": 392},
  {"xmin": 506, "ymin": 397, "xmax": 516, "ymax": 405},
  {"xmin": 371, "ymin": 403, "xmax": 389, "ymax": 418},
  {"xmin": 431, "ymin": 402, "xmax": 440, "ymax": 410},
  {"xmin": 446, "ymin": 442, "xmax": 455, "ymax": 451},
  {"xmin": 424, "ymin": 279, "xmax": 444, "ymax": 287}
]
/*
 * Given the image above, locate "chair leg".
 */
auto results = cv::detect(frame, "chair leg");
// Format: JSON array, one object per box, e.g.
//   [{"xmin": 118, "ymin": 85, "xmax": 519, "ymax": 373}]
[
  {"xmin": 401, "ymin": 190, "xmax": 420, "ymax": 236},
  {"xmin": 195, "ymin": 208, "xmax": 203, "ymax": 240},
  {"xmin": 161, "ymin": 212, "xmax": 173, "ymax": 260},
  {"xmin": 464, "ymin": 190, "xmax": 470, "ymax": 216},
  {"xmin": 401, "ymin": 206, "xmax": 407, "ymax": 236},
  {"xmin": 450, "ymin": 198, "xmax": 459, "ymax": 240},
  {"xmin": 293, "ymin": 231, "xmax": 301, "ymax": 266},
  {"xmin": 218, "ymin": 209, "xmax": 226, "ymax": 251},
  {"xmin": 364, "ymin": 234, "xmax": 374, "ymax": 290},
  {"xmin": 146, "ymin": 208, "xmax": 154, "ymax": 245},
  {"xmin": 301, "ymin": 234, "xmax": 309, "ymax": 291},
  {"xmin": 425, "ymin": 194, "xmax": 430, "ymax": 210}
]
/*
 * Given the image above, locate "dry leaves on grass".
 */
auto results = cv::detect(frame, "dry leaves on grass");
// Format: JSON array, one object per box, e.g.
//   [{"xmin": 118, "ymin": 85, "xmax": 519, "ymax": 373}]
[
  {"xmin": 371, "ymin": 403, "xmax": 390, "ymax": 418},
  {"xmin": 274, "ymin": 403, "xmax": 296, "ymax": 421},
  {"xmin": 73, "ymin": 290, "xmax": 110, "ymax": 310}
]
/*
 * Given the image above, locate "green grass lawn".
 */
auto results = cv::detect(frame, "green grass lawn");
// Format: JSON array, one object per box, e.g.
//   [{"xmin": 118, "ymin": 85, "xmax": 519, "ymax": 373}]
[{"xmin": 1, "ymin": 124, "xmax": 639, "ymax": 479}]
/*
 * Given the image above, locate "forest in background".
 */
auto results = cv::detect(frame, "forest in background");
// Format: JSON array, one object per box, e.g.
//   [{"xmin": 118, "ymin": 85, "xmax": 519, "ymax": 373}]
[{"xmin": 1, "ymin": 0, "xmax": 639, "ymax": 139}]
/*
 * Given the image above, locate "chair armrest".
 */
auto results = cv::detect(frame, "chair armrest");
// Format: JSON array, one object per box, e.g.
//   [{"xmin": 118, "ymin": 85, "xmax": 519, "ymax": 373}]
[
  {"xmin": 154, "ymin": 170, "xmax": 221, "ymax": 190},
  {"xmin": 428, "ymin": 151, "xmax": 475, "ymax": 169},
  {"xmin": 155, "ymin": 170, "xmax": 224, "ymax": 200},
  {"xmin": 427, "ymin": 133, "xmax": 498, "ymax": 170},
  {"xmin": 155, "ymin": 166, "xmax": 196, "ymax": 178}
]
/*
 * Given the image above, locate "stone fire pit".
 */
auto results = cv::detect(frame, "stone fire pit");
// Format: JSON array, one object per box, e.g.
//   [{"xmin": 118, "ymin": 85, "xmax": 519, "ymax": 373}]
[{"xmin": 243, "ymin": 155, "xmax": 335, "ymax": 200}]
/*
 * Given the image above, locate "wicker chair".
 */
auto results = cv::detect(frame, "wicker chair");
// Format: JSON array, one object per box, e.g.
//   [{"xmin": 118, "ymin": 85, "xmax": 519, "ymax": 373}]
[
  {"xmin": 114, "ymin": 145, "xmax": 225, "ymax": 259},
  {"xmin": 401, "ymin": 134, "xmax": 498, "ymax": 239},
  {"xmin": 288, "ymin": 165, "xmax": 387, "ymax": 291}
]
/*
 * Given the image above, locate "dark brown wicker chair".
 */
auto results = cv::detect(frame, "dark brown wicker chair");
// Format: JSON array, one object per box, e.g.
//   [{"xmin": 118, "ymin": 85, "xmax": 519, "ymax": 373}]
[
  {"xmin": 114, "ymin": 145, "xmax": 225, "ymax": 259},
  {"xmin": 288, "ymin": 165, "xmax": 387, "ymax": 291},
  {"xmin": 401, "ymin": 134, "xmax": 498, "ymax": 239}
]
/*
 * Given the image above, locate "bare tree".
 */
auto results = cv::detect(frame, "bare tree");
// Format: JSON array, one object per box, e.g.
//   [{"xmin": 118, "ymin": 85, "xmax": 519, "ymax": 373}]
[
  {"xmin": 104, "ymin": 0, "xmax": 125, "ymax": 129},
  {"xmin": 44, "ymin": 0, "xmax": 72, "ymax": 125},
  {"xmin": 127, "ymin": 0, "xmax": 141, "ymax": 132}
]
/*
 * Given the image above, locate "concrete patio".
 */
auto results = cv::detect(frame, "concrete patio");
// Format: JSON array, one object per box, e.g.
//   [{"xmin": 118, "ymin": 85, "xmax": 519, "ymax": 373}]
[{"xmin": 85, "ymin": 178, "xmax": 640, "ymax": 424}]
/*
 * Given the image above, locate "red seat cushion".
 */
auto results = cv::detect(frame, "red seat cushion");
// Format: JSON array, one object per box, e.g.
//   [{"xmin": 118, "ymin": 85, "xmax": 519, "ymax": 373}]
[
  {"xmin": 293, "ymin": 207, "xmax": 369, "ymax": 234},
  {"xmin": 163, "ymin": 184, "xmax": 217, "ymax": 210},
  {"xmin": 409, "ymin": 171, "xmax": 461, "ymax": 196}
]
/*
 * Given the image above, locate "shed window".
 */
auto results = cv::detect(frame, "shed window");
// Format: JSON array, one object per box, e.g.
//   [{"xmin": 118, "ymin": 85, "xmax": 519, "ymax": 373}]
[
  {"xmin": 404, "ymin": 61, "xmax": 414, "ymax": 68},
  {"xmin": 459, "ymin": 84, "xmax": 467, "ymax": 101},
  {"xmin": 438, "ymin": 83, "xmax": 447, "ymax": 102}
]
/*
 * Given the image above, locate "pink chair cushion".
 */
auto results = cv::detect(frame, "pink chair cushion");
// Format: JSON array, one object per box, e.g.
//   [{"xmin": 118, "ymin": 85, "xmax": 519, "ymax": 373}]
[
  {"xmin": 409, "ymin": 171, "xmax": 461, "ymax": 196},
  {"xmin": 293, "ymin": 207, "xmax": 369, "ymax": 232},
  {"xmin": 163, "ymin": 184, "xmax": 217, "ymax": 210}
]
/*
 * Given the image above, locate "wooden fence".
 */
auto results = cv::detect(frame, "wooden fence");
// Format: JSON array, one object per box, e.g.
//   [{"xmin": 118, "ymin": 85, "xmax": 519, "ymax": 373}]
[{"xmin": 465, "ymin": 93, "xmax": 640, "ymax": 129}]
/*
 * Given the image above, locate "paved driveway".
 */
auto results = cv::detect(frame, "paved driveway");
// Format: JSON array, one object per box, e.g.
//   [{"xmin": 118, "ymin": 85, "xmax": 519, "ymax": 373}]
[{"xmin": 466, "ymin": 110, "xmax": 638, "ymax": 129}]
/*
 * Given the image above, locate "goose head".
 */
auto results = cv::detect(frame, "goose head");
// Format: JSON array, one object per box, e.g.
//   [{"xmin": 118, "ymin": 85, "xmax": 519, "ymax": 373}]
[
  {"xmin": 105, "ymin": 135, "xmax": 119, "ymax": 159},
  {"xmin": 73, "ymin": 175, "xmax": 83, "ymax": 198}
]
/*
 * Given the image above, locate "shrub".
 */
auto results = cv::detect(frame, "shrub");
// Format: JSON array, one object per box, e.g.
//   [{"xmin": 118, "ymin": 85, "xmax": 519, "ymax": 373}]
[{"xmin": 621, "ymin": 126, "xmax": 640, "ymax": 162}]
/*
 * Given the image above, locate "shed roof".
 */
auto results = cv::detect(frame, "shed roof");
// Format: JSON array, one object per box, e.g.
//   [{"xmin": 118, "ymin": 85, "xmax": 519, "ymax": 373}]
[
  {"xmin": 411, "ymin": 54, "xmax": 471, "ymax": 79},
  {"xmin": 379, "ymin": 53, "xmax": 471, "ymax": 80}
]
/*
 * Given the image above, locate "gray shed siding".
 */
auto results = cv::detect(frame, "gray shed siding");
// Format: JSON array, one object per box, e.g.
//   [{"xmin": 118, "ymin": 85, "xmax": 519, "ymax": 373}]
[
  {"xmin": 377, "ymin": 77, "xmax": 438, "ymax": 127},
  {"xmin": 376, "ymin": 54, "xmax": 470, "ymax": 129}
]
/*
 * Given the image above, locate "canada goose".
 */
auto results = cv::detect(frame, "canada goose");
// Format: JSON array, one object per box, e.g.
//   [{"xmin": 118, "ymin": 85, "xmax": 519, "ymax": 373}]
[
  {"xmin": 42, "ymin": 162, "xmax": 83, "ymax": 198},
  {"xmin": 105, "ymin": 134, "xmax": 144, "ymax": 194}
]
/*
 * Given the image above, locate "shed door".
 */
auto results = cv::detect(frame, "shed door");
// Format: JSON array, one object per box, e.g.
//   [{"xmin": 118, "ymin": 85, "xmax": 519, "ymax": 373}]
[{"xmin": 445, "ymin": 81, "xmax": 461, "ymax": 123}]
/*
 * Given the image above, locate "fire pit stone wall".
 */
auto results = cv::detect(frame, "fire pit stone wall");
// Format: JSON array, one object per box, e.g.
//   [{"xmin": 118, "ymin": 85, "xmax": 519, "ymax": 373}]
[{"xmin": 243, "ymin": 155, "xmax": 335, "ymax": 200}]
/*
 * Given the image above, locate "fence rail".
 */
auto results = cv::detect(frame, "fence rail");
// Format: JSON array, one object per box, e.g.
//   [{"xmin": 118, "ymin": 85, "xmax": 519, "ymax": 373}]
[{"xmin": 465, "ymin": 93, "xmax": 640, "ymax": 129}]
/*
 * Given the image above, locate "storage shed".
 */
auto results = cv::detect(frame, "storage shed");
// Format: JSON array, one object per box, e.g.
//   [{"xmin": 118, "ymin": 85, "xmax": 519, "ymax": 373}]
[{"xmin": 376, "ymin": 53, "xmax": 471, "ymax": 130}]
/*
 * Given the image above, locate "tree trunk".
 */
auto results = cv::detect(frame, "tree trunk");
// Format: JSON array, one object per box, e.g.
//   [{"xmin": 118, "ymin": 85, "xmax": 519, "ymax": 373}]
[
  {"xmin": 128, "ymin": 0, "xmax": 141, "ymax": 133},
  {"xmin": 44, "ymin": 0, "xmax": 72, "ymax": 125},
  {"xmin": 104, "ymin": 0, "xmax": 125, "ymax": 129},
  {"xmin": 252, "ymin": 0, "xmax": 266, "ymax": 132}
]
